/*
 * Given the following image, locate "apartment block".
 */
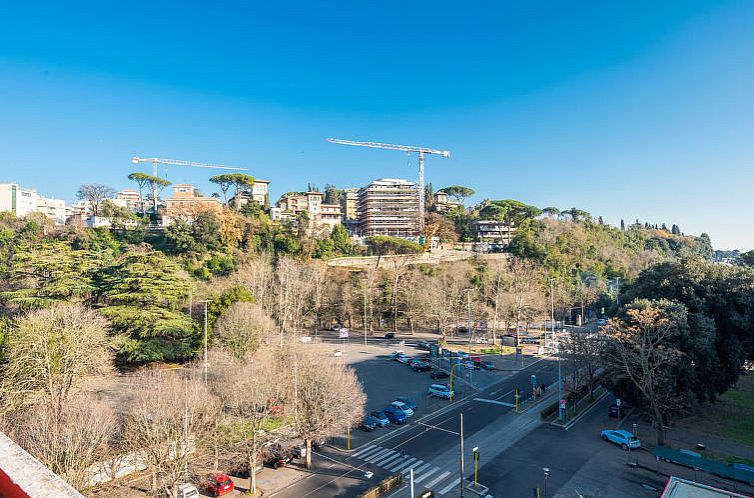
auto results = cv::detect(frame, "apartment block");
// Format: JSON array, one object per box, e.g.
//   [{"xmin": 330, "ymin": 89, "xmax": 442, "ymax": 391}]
[
  {"xmin": 472, "ymin": 219, "xmax": 515, "ymax": 246},
  {"xmin": 0, "ymin": 183, "xmax": 39, "ymax": 218},
  {"xmin": 116, "ymin": 189, "xmax": 142, "ymax": 210},
  {"xmin": 341, "ymin": 187, "xmax": 359, "ymax": 220},
  {"xmin": 36, "ymin": 196, "xmax": 67, "ymax": 225},
  {"xmin": 357, "ymin": 179, "xmax": 419, "ymax": 237},
  {"xmin": 433, "ymin": 191, "xmax": 464, "ymax": 212},
  {"xmin": 276, "ymin": 190, "xmax": 342, "ymax": 232}
]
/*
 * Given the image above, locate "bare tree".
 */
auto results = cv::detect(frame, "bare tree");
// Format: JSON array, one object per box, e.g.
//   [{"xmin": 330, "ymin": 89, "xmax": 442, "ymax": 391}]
[
  {"xmin": 272, "ymin": 256, "xmax": 318, "ymax": 342},
  {"xmin": 289, "ymin": 349, "xmax": 365, "ymax": 468},
  {"xmin": 121, "ymin": 369, "xmax": 219, "ymax": 498},
  {"xmin": 0, "ymin": 303, "xmax": 112, "ymax": 420},
  {"xmin": 76, "ymin": 184, "xmax": 115, "ymax": 218},
  {"xmin": 214, "ymin": 301, "xmax": 274, "ymax": 356},
  {"xmin": 559, "ymin": 331, "xmax": 606, "ymax": 401},
  {"xmin": 417, "ymin": 263, "xmax": 470, "ymax": 340},
  {"xmin": 15, "ymin": 392, "xmax": 116, "ymax": 491},
  {"xmin": 501, "ymin": 259, "xmax": 545, "ymax": 345},
  {"xmin": 604, "ymin": 299, "xmax": 687, "ymax": 445},
  {"xmin": 208, "ymin": 350, "xmax": 278, "ymax": 494}
]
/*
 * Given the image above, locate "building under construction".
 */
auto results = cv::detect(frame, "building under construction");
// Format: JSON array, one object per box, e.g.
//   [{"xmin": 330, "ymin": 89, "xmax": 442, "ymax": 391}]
[{"xmin": 357, "ymin": 178, "xmax": 419, "ymax": 237}]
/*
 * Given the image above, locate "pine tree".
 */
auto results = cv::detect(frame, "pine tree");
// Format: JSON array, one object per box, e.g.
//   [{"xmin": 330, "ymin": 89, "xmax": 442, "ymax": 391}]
[
  {"xmin": 671, "ymin": 224, "xmax": 681, "ymax": 235},
  {"xmin": 662, "ymin": 223, "xmax": 668, "ymax": 231},
  {"xmin": 620, "ymin": 219, "xmax": 625, "ymax": 231},
  {"xmin": 598, "ymin": 215, "xmax": 604, "ymax": 225}
]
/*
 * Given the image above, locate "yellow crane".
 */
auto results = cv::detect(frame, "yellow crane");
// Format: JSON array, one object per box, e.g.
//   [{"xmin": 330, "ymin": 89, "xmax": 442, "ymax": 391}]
[{"xmin": 326, "ymin": 139, "xmax": 450, "ymax": 231}]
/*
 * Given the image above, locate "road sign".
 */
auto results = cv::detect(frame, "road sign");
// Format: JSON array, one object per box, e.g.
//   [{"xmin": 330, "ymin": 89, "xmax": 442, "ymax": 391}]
[
  {"xmin": 559, "ymin": 399, "xmax": 567, "ymax": 409},
  {"xmin": 616, "ymin": 398, "xmax": 621, "ymax": 407},
  {"xmin": 531, "ymin": 374, "xmax": 537, "ymax": 386},
  {"xmin": 338, "ymin": 328, "xmax": 349, "ymax": 339}
]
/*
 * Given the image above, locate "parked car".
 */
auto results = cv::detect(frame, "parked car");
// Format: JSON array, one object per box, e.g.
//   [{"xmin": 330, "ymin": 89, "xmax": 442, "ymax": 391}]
[
  {"xmin": 394, "ymin": 397, "xmax": 417, "ymax": 411},
  {"xmin": 332, "ymin": 324, "xmax": 342, "ymax": 331},
  {"xmin": 266, "ymin": 446, "xmax": 292, "ymax": 469},
  {"xmin": 370, "ymin": 411, "xmax": 391, "ymax": 427},
  {"xmin": 382, "ymin": 406, "xmax": 407, "ymax": 424},
  {"xmin": 428, "ymin": 384, "xmax": 454, "ymax": 399},
  {"xmin": 396, "ymin": 354, "xmax": 411, "ymax": 364},
  {"xmin": 333, "ymin": 350, "xmax": 343, "ymax": 357},
  {"xmin": 361, "ymin": 415, "xmax": 379, "ymax": 431},
  {"xmin": 430, "ymin": 369, "xmax": 450, "ymax": 379},
  {"xmin": 521, "ymin": 337, "xmax": 539, "ymax": 344},
  {"xmin": 416, "ymin": 340, "xmax": 431, "ymax": 350},
  {"xmin": 480, "ymin": 360, "xmax": 495, "ymax": 370},
  {"xmin": 608, "ymin": 403, "xmax": 628, "ymax": 418},
  {"xmin": 597, "ymin": 318, "xmax": 608, "ymax": 325},
  {"xmin": 463, "ymin": 360, "xmax": 475, "ymax": 370},
  {"xmin": 455, "ymin": 351, "xmax": 470, "ymax": 359},
  {"xmin": 388, "ymin": 350, "xmax": 406, "ymax": 359},
  {"xmin": 384, "ymin": 332, "xmax": 396, "ymax": 339},
  {"xmin": 391, "ymin": 401, "xmax": 415, "ymax": 417},
  {"xmin": 205, "ymin": 473, "xmax": 235, "ymax": 497},
  {"xmin": 177, "ymin": 484, "xmax": 200, "ymax": 498},
  {"xmin": 411, "ymin": 360, "xmax": 432, "ymax": 372},
  {"xmin": 600, "ymin": 429, "xmax": 641, "ymax": 450},
  {"xmin": 290, "ymin": 444, "xmax": 307, "ymax": 459}
]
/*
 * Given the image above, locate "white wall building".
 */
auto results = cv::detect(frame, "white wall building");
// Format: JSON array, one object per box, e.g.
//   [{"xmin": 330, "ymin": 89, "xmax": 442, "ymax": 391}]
[{"xmin": 0, "ymin": 183, "xmax": 39, "ymax": 218}]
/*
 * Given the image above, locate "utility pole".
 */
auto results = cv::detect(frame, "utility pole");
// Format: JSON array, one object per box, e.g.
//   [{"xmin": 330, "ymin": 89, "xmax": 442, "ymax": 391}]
[
  {"xmin": 460, "ymin": 412, "xmax": 465, "ymax": 498},
  {"xmin": 466, "ymin": 288, "xmax": 472, "ymax": 351},
  {"xmin": 183, "ymin": 377, "xmax": 189, "ymax": 481},
  {"xmin": 203, "ymin": 300, "xmax": 211, "ymax": 384},
  {"xmin": 549, "ymin": 278, "xmax": 555, "ymax": 350},
  {"xmin": 557, "ymin": 340, "xmax": 563, "ymax": 422},
  {"xmin": 615, "ymin": 276, "xmax": 621, "ymax": 306},
  {"xmin": 363, "ymin": 278, "xmax": 368, "ymax": 345}
]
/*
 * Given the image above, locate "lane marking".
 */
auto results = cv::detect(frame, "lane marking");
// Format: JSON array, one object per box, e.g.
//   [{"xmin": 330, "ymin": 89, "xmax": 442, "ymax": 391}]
[
  {"xmin": 438, "ymin": 477, "xmax": 462, "ymax": 495},
  {"xmin": 424, "ymin": 470, "xmax": 451, "ymax": 489},
  {"xmin": 400, "ymin": 460, "xmax": 426, "ymax": 474},
  {"xmin": 357, "ymin": 446, "xmax": 384, "ymax": 460},
  {"xmin": 474, "ymin": 398, "xmax": 515, "ymax": 407},
  {"xmin": 371, "ymin": 450, "xmax": 398, "ymax": 465}
]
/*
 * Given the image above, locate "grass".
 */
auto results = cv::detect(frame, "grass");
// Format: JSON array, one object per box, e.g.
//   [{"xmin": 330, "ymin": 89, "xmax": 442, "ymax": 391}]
[{"xmin": 680, "ymin": 374, "xmax": 754, "ymax": 448}]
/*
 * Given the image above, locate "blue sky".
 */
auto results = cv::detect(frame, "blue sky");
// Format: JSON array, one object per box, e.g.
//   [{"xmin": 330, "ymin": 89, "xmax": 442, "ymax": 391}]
[{"xmin": 1, "ymin": 1, "xmax": 753, "ymax": 249}]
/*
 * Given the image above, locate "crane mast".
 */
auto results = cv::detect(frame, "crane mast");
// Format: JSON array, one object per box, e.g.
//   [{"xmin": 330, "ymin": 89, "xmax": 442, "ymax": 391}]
[{"xmin": 326, "ymin": 138, "xmax": 450, "ymax": 232}]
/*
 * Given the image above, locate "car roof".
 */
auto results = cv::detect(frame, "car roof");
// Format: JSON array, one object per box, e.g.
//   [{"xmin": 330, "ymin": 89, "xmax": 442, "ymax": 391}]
[{"xmin": 610, "ymin": 430, "xmax": 635, "ymax": 437}]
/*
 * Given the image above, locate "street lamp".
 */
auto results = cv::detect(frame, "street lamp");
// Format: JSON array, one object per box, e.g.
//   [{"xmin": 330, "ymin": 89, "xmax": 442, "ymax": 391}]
[
  {"xmin": 542, "ymin": 467, "xmax": 550, "ymax": 498},
  {"xmin": 466, "ymin": 288, "xmax": 473, "ymax": 352},
  {"xmin": 201, "ymin": 300, "xmax": 212, "ymax": 384}
]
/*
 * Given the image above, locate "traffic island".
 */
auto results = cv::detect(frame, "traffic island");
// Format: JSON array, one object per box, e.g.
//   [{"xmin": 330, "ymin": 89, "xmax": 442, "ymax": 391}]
[{"xmin": 465, "ymin": 481, "xmax": 490, "ymax": 496}]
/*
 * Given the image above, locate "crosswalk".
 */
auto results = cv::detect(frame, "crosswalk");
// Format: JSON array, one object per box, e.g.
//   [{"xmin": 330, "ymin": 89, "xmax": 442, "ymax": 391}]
[{"xmin": 351, "ymin": 444, "xmax": 493, "ymax": 497}]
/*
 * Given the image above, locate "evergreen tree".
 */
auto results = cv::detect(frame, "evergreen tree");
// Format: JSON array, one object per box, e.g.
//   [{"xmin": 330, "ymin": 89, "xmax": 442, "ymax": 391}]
[
  {"xmin": 671, "ymin": 224, "xmax": 681, "ymax": 235},
  {"xmin": 620, "ymin": 219, "xmax": 625, "ymax": 231},
  {"xmin": 598, "ymin": 215, "xmax": 604, "ymax": 225}
]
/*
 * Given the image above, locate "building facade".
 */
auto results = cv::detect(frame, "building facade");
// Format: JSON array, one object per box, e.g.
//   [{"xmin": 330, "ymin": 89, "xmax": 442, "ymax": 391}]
[
  {"xmin": 0, "ymin": 183, "xmax": 39, "ymax": 218},
  {"xmin": 433, "ymin": 191, "xmax": 464, "ymax": 213},
  {"xmin": 163, "ymin": 184, "xmax": 222, "ymax": 225},
  {"xmin": 229, "ymin": 179, "xmax": 270, "ymax": 208},
  {"xmin": 276, "ymin": 191, "xmax": 342, "ymax": 232},
  {"xmin": 116, "ymin": 189, "xmax": 142, "ymax": 211},
  {"xmin": 471, "ymin": 219, "xmax": 516, "ymax": 247},
  {"xmin": 357, "ymin": 179, "xmax": 419, "ymax": 237},
  {"xmin": 341, "ymin": 188, "xmax": 359, "ymax": 221}
]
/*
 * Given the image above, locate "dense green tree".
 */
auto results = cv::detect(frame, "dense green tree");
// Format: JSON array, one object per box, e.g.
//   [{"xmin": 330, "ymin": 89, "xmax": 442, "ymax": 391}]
[
  {"xmin": 365, "ymin": 236, "xmax": 423, "ymax": 257},
  {"xmin": 211, "ymin": 174, "xmax": 255, "ymax": 210},
  {"xmin": 165, "ymin": 219, "xmax": 197, "ymax": 254},
  {"xmin": 331, "ymin": 224, "xmax": 354, "ymax": 255},
  {"xmin": 96, "ymin": 250, "xmax": 194, "ymax": 362},
  {"xmin": 439, "ymin": 185, "xmax": 475, "ymax": 204},
  {"xmin": 671, "ymin": 224, "xmax": 681, "ymax": 235},
  {"xmin": 324, "ymin": 184, "xmax": 340, "ymax": 205},
  {"xmin": 542, "ymin": 207, "xmax": 560, "ymax": 218},
  {"xmin": 740, "ymin": 250, "xmax": 754, "ymax": 267},
  {"xmin": 128, "ymin": 172, "xmax": 171, "ymax": 214}
]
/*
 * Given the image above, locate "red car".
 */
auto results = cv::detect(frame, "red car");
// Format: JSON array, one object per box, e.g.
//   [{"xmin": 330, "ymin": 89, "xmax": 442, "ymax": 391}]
[{"xmin": 206, "ymin": 473, "xmax": 235, "ymax": 497}]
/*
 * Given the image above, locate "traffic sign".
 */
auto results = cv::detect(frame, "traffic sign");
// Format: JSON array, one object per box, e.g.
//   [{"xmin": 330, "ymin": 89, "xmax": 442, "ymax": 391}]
[
  {"xmin": 531, "ymin": 374, "xmax": 537, "ymax": 386},
  {"xmin": 616, "ymin": 398, "xmax": 621, "ymax": 407},
  {"xmin": 559, "ymin": 399, "xmax": 566, "ymax": 409}
]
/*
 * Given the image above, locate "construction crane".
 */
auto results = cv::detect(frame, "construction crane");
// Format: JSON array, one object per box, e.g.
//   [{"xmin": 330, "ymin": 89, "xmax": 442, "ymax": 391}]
[
  {"xmin": 130, "ymin": 156, "xmax": 249, "ymax": 177},
  {"xmin": 326, "ymin": 139, "xmax": 450, "ymax": 231}
]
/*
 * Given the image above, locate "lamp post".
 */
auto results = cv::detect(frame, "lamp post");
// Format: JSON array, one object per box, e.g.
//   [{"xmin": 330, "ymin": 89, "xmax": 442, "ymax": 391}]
[
  {"xmin": 543, "ymin": 467, "xmax": 550, "ymax": 498},
  {"xmin": 466, "ymin": 288, "xmax": 472, "ymax": 352},
  {"xmin": 202, "ymin": 300, "xmax": 211, "ymax": 384},
  {"xmin": 557, "ymin": 339, "xmax": 563, "ymax": 422},
  {"xmin": 549, "ymin": 278, "xmax": 555, "ymax": 350},
  {"xmin": 460, "ymin": 413, "xmax": 465, "ymax": 498},
  {"xmin": 363, "ymin": 278, "xmax": 368, "ymax": 345},
  {"xmin": 448, "ymin": 363, "xmax": 465, "ymax": 401}
]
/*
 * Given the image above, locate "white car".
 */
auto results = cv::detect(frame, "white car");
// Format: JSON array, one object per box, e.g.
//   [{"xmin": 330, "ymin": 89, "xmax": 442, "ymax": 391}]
[
  {"xmin": 391, "ymin": 401, "xmax": 415, "ymax": 417},
  {"xmin": 177, "ymin": 484, "xmax": 199, "ymax": 498},
  {"xmin": 428, "ymin": 384, "xmax": 454, "ymax": 399},
  {"xmin": 388, "ymin": 350, "xmax": 406, "ymax": 359},
  {"xmin": 396, "ymin": 354, "xmax": 411, "ymax": 364}
]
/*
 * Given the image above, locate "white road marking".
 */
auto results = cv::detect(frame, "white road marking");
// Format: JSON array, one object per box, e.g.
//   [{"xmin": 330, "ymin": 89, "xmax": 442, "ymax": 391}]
[
  {"xmin": 357, "ymin": 446, "xmax": 384, "ymax": 460},
  {"xmin": 387, "ymin": 457, "xmax": 416, "ymax": 472},
  {"xmin": 352, "ymin": 444, "xmax": 376, "ymax": 458},
  {"xmin": 424, "ymin": 470, "xmax": 451, "ymax": 489},
  {"xmin": 407, "ymin": 462, "xmax": 432, "ymax": 475},
  {"xmin": 413, "ymin": 466, "xmax": 439, "ymax": 483},
  {"xmin": 438, "ymin": 477, "xmax": 462, "ymax": 495},
  {"xmin": 375, "ymin": 452, "xmax": 402, "ymax": 467},
  {"xmin": 400, "ymin": 460, "xmax": 425, "ymax": 474},
  {"xmin": 474, "ymin": 397, "xmax": 515, "ymax": 407},
  {"xmin": 372, "ymin": 450, "xmax": 398, "ymax": 466},
  {"xmin": 364, "ymin": 448, "xmax": 392, "ymax": 462}
]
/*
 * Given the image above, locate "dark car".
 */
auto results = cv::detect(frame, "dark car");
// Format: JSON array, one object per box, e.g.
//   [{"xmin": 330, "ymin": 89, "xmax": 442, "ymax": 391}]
[
  {"xmin": 521, "ymin": 337, "xmax": 539, "ymax": 344},
  {"xmin": 361, "ymin": 415, "xmax": 379, "ymax": 431},
  {"xmin": 480, "ymin": 360, "xmax": 495, "ymax": 370},
  {"xmin": 416, "ymin": 340, "xmax": 431, "ymax": 350},
  {"xmin": 431, "ymin": 369, "xmax": 450, "ymax": 379},
  {"xmin": 370, "ymin": 411, "xmax": 390, "ymax": 427},
  {"xmin": 608, "ymin": 403, "xmax": 627, "ymax": 418},
  {"xmin": 266, "ymin": 446, "xmax": 292, "ymax": 469},
  {"xmin": 383, "ymin": 406, "xmax": 407, "ymax": 424},
  {"xmin": 384, "ymin": 332, "xmax": 396, "ymax": 339},
  {"xmin": 290, "ymin": 444, "xmax": 307, "ymax": 459},
  {"xmin": 411, "ymin": 361, "xmax": 432, "ymax": 372}
]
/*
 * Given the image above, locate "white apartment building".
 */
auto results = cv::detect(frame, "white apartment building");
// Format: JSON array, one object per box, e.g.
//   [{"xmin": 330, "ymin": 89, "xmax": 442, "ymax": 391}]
[
  {"xmin": 229, "ymin": 179, "xmax": 270, "ymax": 208},
  {"xmin": 0, "ymin": 183, "xmax": 39, "ymax": 218},
  {"xmin": 36, "ymin": 196, "xmax": 67, "ymax": 225}
]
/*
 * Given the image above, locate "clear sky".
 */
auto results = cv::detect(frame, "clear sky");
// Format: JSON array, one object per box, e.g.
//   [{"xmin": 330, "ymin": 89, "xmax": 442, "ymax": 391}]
[{"xmin": 1, "ymin": 1, "xmax": 753, "ymax": 249}]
